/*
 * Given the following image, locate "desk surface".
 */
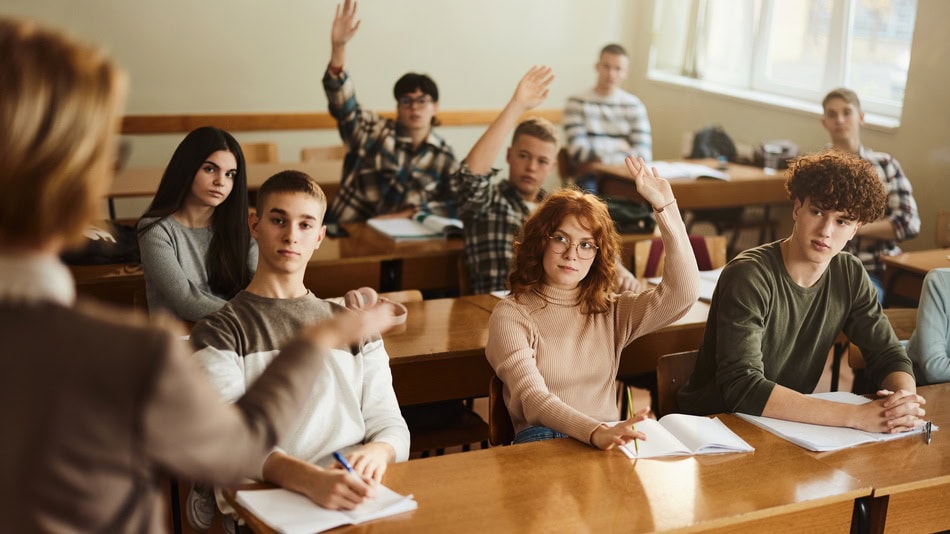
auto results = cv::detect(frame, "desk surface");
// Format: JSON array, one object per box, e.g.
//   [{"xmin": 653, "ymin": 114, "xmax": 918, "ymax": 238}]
[
  {"xmin": 228, "ymin": 415, "xmax": 870, "ymax": 533},
  {"xmin": 881, "ymin": 248, "xmax": 950, "ymax": 275},
  {"xmin": 594, "ymin": 159, "xmax": 789, "ymax": 210},
  {"xmin": 809, "ymin": 383, "xmax": 950, "ymax": 533},
  {"xmin": 109, "ymin": 160, "xmax": 342, "ymax": 198}
]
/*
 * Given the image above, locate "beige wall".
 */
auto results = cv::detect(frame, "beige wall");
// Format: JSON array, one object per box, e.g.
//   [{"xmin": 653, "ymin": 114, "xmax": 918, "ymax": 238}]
[
  {"xmin": 627, "ymin": 0, "xmax": 949, "ymax": 251},
  {"xmin": 4, "ymin": 0, "xmax": 947, "ymax": 245}
]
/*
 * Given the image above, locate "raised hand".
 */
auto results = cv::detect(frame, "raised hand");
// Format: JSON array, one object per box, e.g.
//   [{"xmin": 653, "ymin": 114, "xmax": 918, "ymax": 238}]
[
  {"xmin": 331, "ymin": 0, "xmax": 361, "ymax": 49},
  {"xmin": 511, "ymin": 65, "xmax": 554, "ymax": 112},
  {"xmin": 624, "ymin": 156, "xmax": 675, "ymax": 211}
]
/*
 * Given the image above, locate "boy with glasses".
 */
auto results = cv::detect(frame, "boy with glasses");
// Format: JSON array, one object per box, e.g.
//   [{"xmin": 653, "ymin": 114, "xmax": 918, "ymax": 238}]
[
  {"xmin": 323, "ymin": 0, "xmax": 459, "ymax": 223},
  {"xmin": 455, "ymin": 67, "xmax": 639, "ymax": 294}
]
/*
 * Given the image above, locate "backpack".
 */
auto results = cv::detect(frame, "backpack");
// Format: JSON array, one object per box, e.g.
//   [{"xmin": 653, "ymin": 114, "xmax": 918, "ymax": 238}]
[{"xmin": 689, "ymin": 125, "xmax": 737, "ymax": 161}]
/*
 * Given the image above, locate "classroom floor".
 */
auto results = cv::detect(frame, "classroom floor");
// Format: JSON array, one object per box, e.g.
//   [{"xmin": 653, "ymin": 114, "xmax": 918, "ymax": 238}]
[{"xmin": 410, "ymin": 349, "xmax": 853, "ymax": 459}]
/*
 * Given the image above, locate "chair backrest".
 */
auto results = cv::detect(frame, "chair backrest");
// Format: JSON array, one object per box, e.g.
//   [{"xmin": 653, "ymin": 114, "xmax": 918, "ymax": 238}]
[
  {"xmin": 656, "ymin": 350, "xmax": 699, "ymax": 417},
  {"xmin": 241, "ymin": 142, "xmax": 279, "ymax": 164},
  {"xmin": 847, "ymin": 307, "xmax": 918, "ymax": 370},
  {"xmin": 300, "ymin": 145, "xmax": 347, "ymax": 162},
  {"xmin": 557, "ymin": 147, "xmax": 578, "ymax": 184},
  {"xmin": 488, "ymin": 374, "xmax": 515, "ymax": 446},
  {"xmin": 937, "ymin": 211, "xmax": 950, "ymax": 248},
  {"xmin": 633, "ymin": 235, "xmax": 727, "ymax": 278}
]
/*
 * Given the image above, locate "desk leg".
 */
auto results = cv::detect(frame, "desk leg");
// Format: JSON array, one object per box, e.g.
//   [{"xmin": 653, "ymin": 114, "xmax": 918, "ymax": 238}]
[
  {"xmin": 169, "ymin": 478, "xmax": 182, "ymax": 534},
  {"xmin": 852, "ymin": 495, "xmax": 888, "ymax": 534},
  {"xmin": 108, "ymin": 198, "xmax": 117, "ymax": 221},
  {"xmin": 380, "ymin": 259, "xmax": 402, "ymax": 292}
]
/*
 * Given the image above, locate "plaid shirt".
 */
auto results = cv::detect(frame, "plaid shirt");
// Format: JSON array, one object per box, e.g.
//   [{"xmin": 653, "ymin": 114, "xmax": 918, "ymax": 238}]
[
  {"xmin": 563, "ymin": 88, "xmax": 652, "ymax": 166},
  {"xmin": 844, "ymin": 145, "xmax": 921, "ymax": 278},
  {"xmin": 323, "ymin": 69, "xmax": 459, "ymax": 223},
  {"xmin": 455, "ymin": 164, "xmax": 545, "ymax": 294}
]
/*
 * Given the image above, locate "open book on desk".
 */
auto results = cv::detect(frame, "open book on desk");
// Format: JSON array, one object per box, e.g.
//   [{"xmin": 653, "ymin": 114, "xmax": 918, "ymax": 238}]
[
  {"xmin": 648, "ymin": 161, "xmax": 729, "ymax": 181},
  {"xmin": 736, "ymin": 391, "xmax": 935, "ymax": 452},
  {"xmin": 367, "ymin": 212, "xmax": 463, "ymax": 241},
  {"xmin": 236, "ymin": 485, "xmax": 416, "ymax": 534},
  {"xmin": 618, "ymin": 414, "xmax": 754, "ymax": 459}
]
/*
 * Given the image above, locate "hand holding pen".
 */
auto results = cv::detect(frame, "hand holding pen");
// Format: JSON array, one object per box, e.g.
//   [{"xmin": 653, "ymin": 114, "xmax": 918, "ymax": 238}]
[{"xmin": 590, "ymin": 404, "xmax": 650, "ymax": 451}]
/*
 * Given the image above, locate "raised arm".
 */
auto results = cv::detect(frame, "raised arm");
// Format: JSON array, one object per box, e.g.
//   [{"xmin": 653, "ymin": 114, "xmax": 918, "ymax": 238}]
[
  {"xmin": 329, "ymin": 0, "xmax": 360, "ymax": 71},
  {"xmin": 464, "ymin": 66, "xmax": 554, "ymax": 175}
]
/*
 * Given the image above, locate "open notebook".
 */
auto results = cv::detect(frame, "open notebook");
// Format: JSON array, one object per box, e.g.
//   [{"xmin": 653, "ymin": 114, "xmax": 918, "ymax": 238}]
[
  {"xmin": 235, "ymin": 485, "xmax": 416, "ymax": 534},
  {"xmin": 737, "ymin": 391, "xmax": 936, "ymax": 452},
  {"xmin": 367, "ymin": 213, "xmax": 463, "ymax": 241},
  {"xmin": 618, "ymin": 414, "xmax": 753, "ymax": 459},
  {"xmin": 647, "ymin": 161, "xmax": 729, "ymax": 181}
]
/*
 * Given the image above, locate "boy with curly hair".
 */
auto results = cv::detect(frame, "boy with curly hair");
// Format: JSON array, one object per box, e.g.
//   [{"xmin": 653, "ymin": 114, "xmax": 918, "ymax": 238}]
[{"xmin": 678, "ymin": 151, "xmax": 926, "ymax": 432}]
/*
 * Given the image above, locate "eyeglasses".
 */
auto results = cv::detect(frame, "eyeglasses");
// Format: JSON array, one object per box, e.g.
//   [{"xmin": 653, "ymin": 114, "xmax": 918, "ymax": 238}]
[
  {"xmin": 397, "ymin": 95, "xmax": 433, "ymax": 108},
  {"xmin": 547, "ymin": 234, "xmax": 599, "ymax": 260}
]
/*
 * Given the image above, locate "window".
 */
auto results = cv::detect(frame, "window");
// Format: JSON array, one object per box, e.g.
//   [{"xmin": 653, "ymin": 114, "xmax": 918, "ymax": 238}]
[{"xmin": 649, "ymin": 0, "xmax": 917, "ymax": 121}]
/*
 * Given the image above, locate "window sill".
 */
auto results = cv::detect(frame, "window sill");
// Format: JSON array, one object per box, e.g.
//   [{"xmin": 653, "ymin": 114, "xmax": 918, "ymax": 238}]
[{"xmin": 646, "ymin": 72, "xmax": 900, "ymax": 132}]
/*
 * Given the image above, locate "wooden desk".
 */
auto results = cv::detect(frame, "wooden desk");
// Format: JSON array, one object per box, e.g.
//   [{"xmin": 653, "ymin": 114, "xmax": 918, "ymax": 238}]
[
  {"xmin": 226, "ymin": 415, "xmax": 870, "ymax": 533},
  {"xmin": 384, "ymin": 298, "xmax": 494, "ymax": 406},
  {"xmin": 620, "ymin": 299, "xmax": 710, "ymax": 376},
  {"xmin": 593, "ymin": 159, "xmax": 790, "ymax": 210},
  {"xmin": 881, "ymin": 248, "xmax": 950, "ymax": 306},
  {"xmin": 810, "ymin": 383, "xmax": 950, "ymax": 534}
]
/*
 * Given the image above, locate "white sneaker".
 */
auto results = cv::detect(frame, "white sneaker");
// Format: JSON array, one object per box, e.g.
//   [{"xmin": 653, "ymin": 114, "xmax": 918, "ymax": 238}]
[{"xmin": 185, "ymin": 482, "xmax": 215, "ymax": 531}]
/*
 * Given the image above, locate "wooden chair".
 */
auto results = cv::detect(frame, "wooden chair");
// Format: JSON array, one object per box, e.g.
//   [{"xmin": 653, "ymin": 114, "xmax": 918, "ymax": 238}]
[
  {"xmin": 488, "ymin": 374, "xmax": 515, "ymax": 446},
  {"xmin": 240, "ymin": 142, "xmax": 278, "ymax": 164},
  {"xmin": 937, "ymin": 211, "xmax": 950, "ymax": 248},
  {"xmin": 845, "ymin": 308, "xmax": 918, "ymax": 372},
  {"xmin": 632, "ymin": 235, "xmax": 727, "ymax": 278},
  {"xmin": 656, "ymin": 350, "xmax": 699, "ymax": 417},
  {"xmin": 300, "ymin": 145, "xmax": 347, "ymax": 162},
  {"xmin": 557, "ymin": 147, "xmax": 578, "ymax": 185}
]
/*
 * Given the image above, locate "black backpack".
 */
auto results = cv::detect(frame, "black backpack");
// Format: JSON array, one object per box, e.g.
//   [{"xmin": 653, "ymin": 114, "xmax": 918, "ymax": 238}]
[{"xmin": 689, "ymin": 125, "xmax": 737, "ymax": 161}]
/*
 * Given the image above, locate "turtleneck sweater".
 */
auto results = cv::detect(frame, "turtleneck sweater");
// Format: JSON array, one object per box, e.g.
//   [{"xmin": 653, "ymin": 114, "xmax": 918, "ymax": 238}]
[{"xmin": 486, "ymin": 202, "xmax": 699, "ymax": 444}]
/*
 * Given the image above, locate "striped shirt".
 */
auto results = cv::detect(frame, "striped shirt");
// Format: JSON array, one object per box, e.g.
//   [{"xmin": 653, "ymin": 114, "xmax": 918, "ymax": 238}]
[
  {"xmin": 455, "ymin": 164, "xmax": 545, "ymax": 294},
  {"xmin": 323, "ymin": 68, "xmax": 459, "ymax": 222},
  {"xmin": 844, "ymin": 145, "xmax": 921, "ymax": 278},
  {"xmin": 486, "ymin": 204, "xmax": 699, "ymax": 443},
  {"xmin": 563, "ymin": 87, "xmax": 652, "ymax": 166}
]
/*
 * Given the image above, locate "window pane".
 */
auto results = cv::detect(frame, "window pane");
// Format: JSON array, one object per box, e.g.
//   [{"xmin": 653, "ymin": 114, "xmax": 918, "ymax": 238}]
[
  {"xmin": 761, "ymin": 0, "xmax": 832, "ymax": 93},
  {"xmin": 698, "ymin": 0, "xmax": 757, "ymax": 85},
  {"xmin": 847, "ymin": 0, "xmax": 916, "ymax": 106},
  {"xmin": 651, "ymin": 0, "xmax": 696, "ymax": 75}
]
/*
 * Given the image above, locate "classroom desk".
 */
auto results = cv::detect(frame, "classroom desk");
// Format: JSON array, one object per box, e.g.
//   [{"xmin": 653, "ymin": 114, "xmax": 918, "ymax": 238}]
[
  {"xmin": 384, "ymin": 298, "xmax": 494, "ymax": 406},
  {"xmin": 881, "ymin": 248, "xmax": 950, "ymax": 307},
  {"xmin": 593, "ymin": 159, "xmax": 790, "ymax": 210},
  {"xmin": 225, "ymin": 415, "xmax": 871, "ymax": 533},
  {"xmin": 810, "ymin": 383, "xmax": 950, "ymax": 534}
]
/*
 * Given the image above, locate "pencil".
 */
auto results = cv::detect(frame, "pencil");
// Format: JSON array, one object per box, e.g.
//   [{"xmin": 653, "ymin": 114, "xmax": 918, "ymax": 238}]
[{"xmin": 626, "ymin": 386, "xmax": 639, "ymax": 454}]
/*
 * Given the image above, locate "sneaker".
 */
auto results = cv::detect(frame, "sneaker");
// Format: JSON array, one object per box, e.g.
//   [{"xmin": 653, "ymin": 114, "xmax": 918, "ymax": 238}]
[{"xmin": 185, "ymin": 482, "xmax": 215, "ymax": 531}]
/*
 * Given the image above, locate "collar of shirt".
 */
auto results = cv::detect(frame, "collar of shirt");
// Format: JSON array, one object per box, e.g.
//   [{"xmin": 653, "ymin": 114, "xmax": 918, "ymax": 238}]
[{"xmin": 0, "ymin": 252, "xmax": 75, "ymax": 306}]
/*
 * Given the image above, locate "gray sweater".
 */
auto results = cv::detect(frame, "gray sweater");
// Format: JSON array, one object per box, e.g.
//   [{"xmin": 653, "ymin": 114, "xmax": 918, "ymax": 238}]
[{"xmin": 138, "ymin": 216, "xmax": 258, "ymax": 322}]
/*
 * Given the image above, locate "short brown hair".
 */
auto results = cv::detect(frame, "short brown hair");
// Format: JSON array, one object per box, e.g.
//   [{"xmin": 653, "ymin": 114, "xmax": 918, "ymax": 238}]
[
  {"xmin": 509, "ymin": 187, "xmax": 619, "ymax": 314},
  {"xmin": 0, "ymin": 18, "xmax": 127, "ymax": 247},
  {"xmin": 600, "ymin": 43, "xmax": 627, "ymax": 58},
  {"xmin": 512, "ymin": 117, "xmax": 559, "ymax": 149},
  {"xmin": 822, "ymin": 88, "xmax": 861, "ymax": 112},
  {"xmin": 785, "ymin": 151, "xmax": 885, "ymax": 224},
  {"xmin": 256, "ymin": 170, "xmax": 327, "ymax": 219}
]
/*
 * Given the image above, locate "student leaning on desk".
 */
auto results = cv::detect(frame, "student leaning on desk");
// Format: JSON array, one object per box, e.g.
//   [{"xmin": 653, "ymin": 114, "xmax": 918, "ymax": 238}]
[
  {"xmin": 677, "ymin": 151, "xmax": 926, "ymax": 433},
  {"xmin": 0, "ymin": 18, "xmax": 405, "ymax": 533},
  {"xmin": 487, "ymin": 157, "xmax": 700, "ymax": 450}
]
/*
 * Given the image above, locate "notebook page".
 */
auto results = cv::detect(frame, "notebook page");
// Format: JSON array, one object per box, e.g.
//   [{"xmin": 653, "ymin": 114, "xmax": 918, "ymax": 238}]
[
  {"xmin": 658, "ymin": 414, "xmax": 753, "ymax": 454},
  {"xmin": 618, "ymin": 418, "xmax": 691, "ymax": 459}
]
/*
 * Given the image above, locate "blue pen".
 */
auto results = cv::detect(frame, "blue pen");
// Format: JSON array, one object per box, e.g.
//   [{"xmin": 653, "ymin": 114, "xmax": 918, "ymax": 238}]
[{"xmin": 333, "ymin": 451, "xmax": 354, "ymax": 473}]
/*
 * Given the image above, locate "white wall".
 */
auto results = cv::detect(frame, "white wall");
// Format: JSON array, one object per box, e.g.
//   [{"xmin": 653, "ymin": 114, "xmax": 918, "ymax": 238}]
[{"xmin": 4, "ymin": 0, "xmax": 946, "ymax": 245}]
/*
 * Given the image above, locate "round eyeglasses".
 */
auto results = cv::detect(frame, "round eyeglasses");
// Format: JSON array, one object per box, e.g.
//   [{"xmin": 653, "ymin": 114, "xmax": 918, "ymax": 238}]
[{"xmin": 547, "ymin": 234, "xmax": 599, "ymax": 260}]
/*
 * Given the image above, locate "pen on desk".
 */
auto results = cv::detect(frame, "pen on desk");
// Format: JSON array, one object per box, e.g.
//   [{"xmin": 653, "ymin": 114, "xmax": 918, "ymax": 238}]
[
  {"xmin": 626, "ymin": 387, "xmax": 639, "ymax": 455},
  {"xmin": 926, "ymin": 421, "xmax": 932, "ymax": 445},
  {"xmin": 333, "ymin": 451, "xmax": 355, "ymax": 473}
]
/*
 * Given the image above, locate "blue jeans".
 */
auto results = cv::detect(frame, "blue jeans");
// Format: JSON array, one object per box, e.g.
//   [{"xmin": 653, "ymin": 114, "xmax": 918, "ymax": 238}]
[
  {"xmin": 514, "ymin": 426, "xmax": 569, "ymax": 444},
  {"xmin": 868, "ymin": 273, "xmax": 885, "ymax": 305}
]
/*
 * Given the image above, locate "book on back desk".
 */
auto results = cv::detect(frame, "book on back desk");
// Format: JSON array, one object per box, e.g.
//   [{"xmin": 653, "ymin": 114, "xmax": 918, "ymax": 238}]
[{"xmin": 367, "ymin": 212, "xmax": 463, "ymax": 241}]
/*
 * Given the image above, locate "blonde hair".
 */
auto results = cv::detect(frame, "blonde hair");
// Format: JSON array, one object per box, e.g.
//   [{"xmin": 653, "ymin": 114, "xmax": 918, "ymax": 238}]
[
  {"xmin": 0, "ymin": 18, "xmax": 127, "ymax": 248},
  {"xmin": 512, "ymin": 117, "xmax": 559, "ymax": 150}
]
